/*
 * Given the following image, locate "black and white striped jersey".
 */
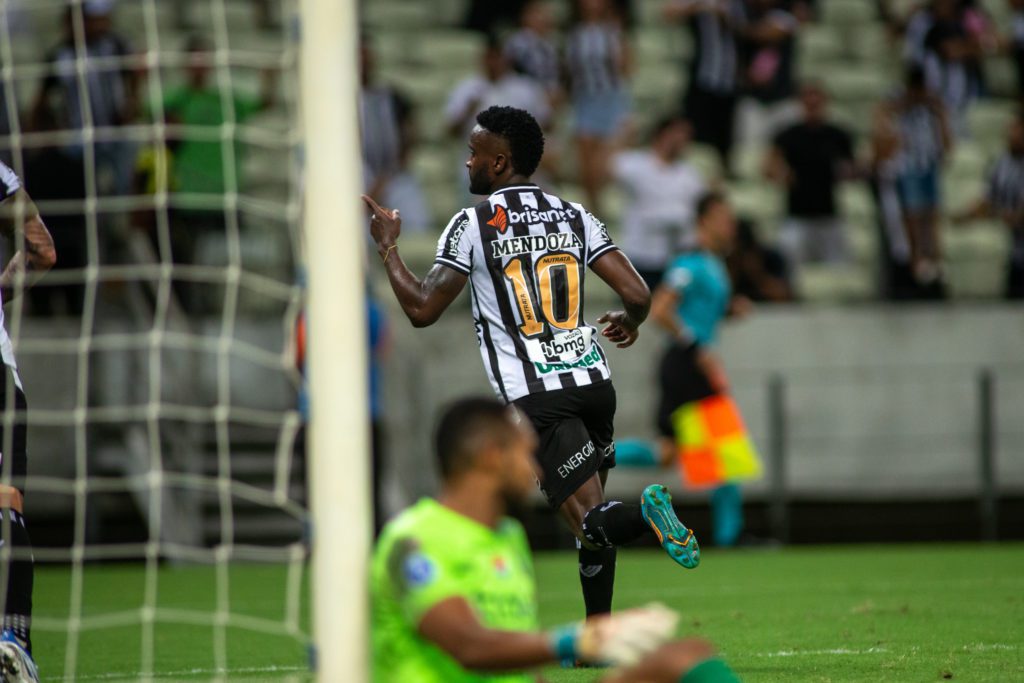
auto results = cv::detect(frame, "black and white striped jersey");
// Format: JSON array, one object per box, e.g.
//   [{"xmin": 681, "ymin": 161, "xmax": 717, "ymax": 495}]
[
  {"xmin": 565, "ymin": 23, "xmax": 625, "ymax": 96},
  {"xmin": 435, "ymin": 185, "xmax": 618, "ymax": 402},
  {"xmin": 0, "ymin": 161, "xmax": 22, "ymax": 375},
  {"xmin": 895, "ymin": 103, "xmax": 945, "ymax": 172},
  {"xmin": 987, "ymin": 152, "xmax": 1024, "ymax": 262},
  {"xmin": 686, "ymin": 0, "xmax": 746, "ymax": 94}
]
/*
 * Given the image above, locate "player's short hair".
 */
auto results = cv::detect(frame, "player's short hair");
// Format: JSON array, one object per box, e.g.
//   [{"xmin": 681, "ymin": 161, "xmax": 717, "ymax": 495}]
[
  {"xmin": 696, "ymin": 190, "xmax": 727, "ymax": 222},
  {"xmin": 434, "ymin": 397, "xmax": 517, "ymax": 478},
  {"xmin": 476, "ymin": 106, "xmax": 545, "ymax": 177}
]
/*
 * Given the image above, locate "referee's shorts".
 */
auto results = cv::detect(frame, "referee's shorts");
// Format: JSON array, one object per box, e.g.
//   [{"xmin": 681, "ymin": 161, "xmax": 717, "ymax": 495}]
[{"xmin": 656, "ymin": 342, "xmax": 716, "ymax": 438}]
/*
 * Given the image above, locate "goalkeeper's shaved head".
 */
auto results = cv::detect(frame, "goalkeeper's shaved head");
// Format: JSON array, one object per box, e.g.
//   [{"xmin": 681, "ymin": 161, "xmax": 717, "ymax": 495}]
[{"xmin": 435, "ymin": 397, "xmax": 522, "ymax": 478}]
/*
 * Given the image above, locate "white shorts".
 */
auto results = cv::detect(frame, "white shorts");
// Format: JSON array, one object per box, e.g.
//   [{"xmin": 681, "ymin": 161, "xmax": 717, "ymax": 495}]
[{"xmin": 778, "ymin": 217, "xmax": 848, "ymax": 265}]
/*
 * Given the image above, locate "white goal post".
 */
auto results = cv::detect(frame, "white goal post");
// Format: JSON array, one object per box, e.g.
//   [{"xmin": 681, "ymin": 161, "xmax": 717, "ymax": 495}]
[{"xmin": 299, "ymin": 0, "xmax": 371, "ymax": 681}]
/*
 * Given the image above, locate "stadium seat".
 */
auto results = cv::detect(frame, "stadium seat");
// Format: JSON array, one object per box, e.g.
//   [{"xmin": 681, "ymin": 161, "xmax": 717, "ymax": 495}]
[
  {"xmin": 825, "ymin": 67, "xmax": 893, "ymax": 103},
  {"xmin": 821, "ymin": 0, "xmax": 877, "ymax": 27},
  {"xmin": 984, "ymin": 57, "xmax": 1020, "ymax": 99},
  {"xmin": 362, "ymin": 1, "xmax": 436, "ymax": 30},
  {"xmin": 799, "ymin": 263, "xmax": 875, "ymax": 300},
  {"xmin": 414, "ymin": 31, "xmax": 486, "ymax": 68},
  {"xmin": 967, "ymin": 100, "xmax": 1017, "ymax": 152},
  {"xmin": 799, "ymin": 25, "xmax": 847, "ymax": 66}
]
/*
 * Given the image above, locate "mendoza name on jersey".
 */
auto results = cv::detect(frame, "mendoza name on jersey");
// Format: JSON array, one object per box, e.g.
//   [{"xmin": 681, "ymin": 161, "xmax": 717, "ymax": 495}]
[{"xmin": 492, "ymin": 231, "xmax": 584, "ymax": 259}]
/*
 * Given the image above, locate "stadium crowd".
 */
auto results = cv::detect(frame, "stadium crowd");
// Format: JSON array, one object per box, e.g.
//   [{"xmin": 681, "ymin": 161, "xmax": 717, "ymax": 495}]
[{"xmin": 363, "ymin": 0, "xmax": 1024, "ymax": 301}]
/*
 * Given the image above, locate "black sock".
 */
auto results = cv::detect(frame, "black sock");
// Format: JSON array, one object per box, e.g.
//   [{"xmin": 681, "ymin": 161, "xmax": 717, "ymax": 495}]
[
  {"xmin": 581, "ymin": 501, "xmax": 650, "ymax": 548},
  {"xmin": 578, "ymin": 546, "xmax": 616, "ymax": 617},
  {"xmin": 0, "ymin": 510, "xmax": 33, "ymax": 655}
]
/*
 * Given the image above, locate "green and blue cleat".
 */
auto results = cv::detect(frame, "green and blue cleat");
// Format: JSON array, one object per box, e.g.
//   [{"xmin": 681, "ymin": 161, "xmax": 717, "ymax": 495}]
[{"xmin": 641, "ymin": 485, "xmax": 700, "ymax": 569}]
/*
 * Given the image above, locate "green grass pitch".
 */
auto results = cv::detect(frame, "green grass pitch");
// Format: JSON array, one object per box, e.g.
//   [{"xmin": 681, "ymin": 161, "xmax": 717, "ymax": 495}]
[{"xmin": 29, "ymin": 544, "xmax": 1024, "ymax": 681}]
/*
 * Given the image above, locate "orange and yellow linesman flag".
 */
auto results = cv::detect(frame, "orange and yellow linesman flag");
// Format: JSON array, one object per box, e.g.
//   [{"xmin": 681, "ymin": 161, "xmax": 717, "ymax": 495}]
[{"xmin": 671, "ymin": 394, "xmax": 762, "ymax": 488}]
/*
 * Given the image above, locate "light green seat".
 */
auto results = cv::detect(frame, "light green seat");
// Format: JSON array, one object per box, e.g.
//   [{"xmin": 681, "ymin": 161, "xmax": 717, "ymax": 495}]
[
  {"xmin": 821, "ymin": 0, "xmax": 877, "ymax": 26},
  {"xmin": 827, "ymin": 67, "xmax": 893, "ymax": 103},
  {"xmin": 733, "ymin": 143, "xmax": 766, "ymax": 182},
  {"xmin": 799, "ymin": 263, "xmax": 875, "ymax": 301},
  {"xmin": 968, "ymin": 101, "xmax": 1016, "ymax": 153},
  {"xmin": 947, "ymin": 141, "xmax": 988, "ymax": 183},
  {"xmin": 686, "ymin": 143, "xmax": 724, "ymax": 183},
  {"xmin": 362, "ymin": 1, "xmax": 436, "ymax": 30},
  {"xmin": 414, "ymin": 31, "xmax": 485, "ymax": 68},
  {"xmin": 728, "ymin": 182, "xmax": 782, "ymax": 222},
  {"xmin": 799, "ymin": 25, "xmax": 847, "ymax": 65},
  {"xmin": 984, "ymin": 57, "xmax": 1019, "ymax": 99}
]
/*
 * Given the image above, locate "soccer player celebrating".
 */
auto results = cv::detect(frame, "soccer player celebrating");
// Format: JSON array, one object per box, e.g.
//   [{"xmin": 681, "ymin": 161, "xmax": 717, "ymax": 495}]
[
  {"xmin": 363, "ymin": 105, "xmax": 699, "ymax": 626},
  {"xmin": 0, "ymin": 162, "xmax": 57, "ymax": 682},
  {"xmin": 371, "ymin": 398, "xmax": 740, "ymax": 682}
]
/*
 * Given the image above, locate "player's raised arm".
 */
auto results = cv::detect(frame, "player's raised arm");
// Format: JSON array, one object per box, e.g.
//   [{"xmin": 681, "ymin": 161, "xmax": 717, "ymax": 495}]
[
  {"xmin": 0, "ymin": 188, "xmax": 57, "ymax": 303},
  {"xmin": 362, "ymin": 194, "xmax": 467, "ymax": 328}
]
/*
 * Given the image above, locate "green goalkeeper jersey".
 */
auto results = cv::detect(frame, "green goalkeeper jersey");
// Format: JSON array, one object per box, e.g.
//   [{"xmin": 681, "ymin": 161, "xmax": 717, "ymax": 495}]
[{"xmin": 371, "ymin": 498, "xmax": 539, "ymax": 683}]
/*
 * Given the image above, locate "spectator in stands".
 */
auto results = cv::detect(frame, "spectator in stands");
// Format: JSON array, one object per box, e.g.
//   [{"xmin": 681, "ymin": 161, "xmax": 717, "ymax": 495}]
[
  {"xmin": 954, "ymin": 111, "xmax": 1024, "ymax": 299},
  {"xmin": 726, "ymin": 218, "xmax": 794, "ymax": 302},
  {"xmin": 31, "ymin": 0, "xmax": 141, "ymax": 197},
  {"xmin": 22, "ymin": 112, "xmax": 88, "ymax": 316},
  {"xmin": 444, "ymin": 35, "xmax": 551, "ymax": 140},
  {"xmin": 883, "ymin": 66, "xmax": 952, "ymax": 297},
  {"xmin": 158, "ymin": 33, "xmax": 277, "ymax": 310},
  {"xmin": 360, "ymin": 37, "xmax": 429, "ymax": 234},
  {"xmin": 868, "ymin": 105, "xmax": 918, "ymax": 300},
  {"xmin": 463, "ymin": 0, "xmax": 529, "ymax": 34},
  {"xmin": 504, "ymin": 0, "xmax": 562, "ymax": 104},
  {"xmin": 604, "ymin": 115, "xmax": 706, "ymax": 291},
  {"xmin": 565, "ymin": 0, "xmax": 633, "ymax": 212},
  {"xmin": 664, "ymin": 0, "xmax": 745, "ymax": 176},
  {"xmin": 921, "ymin": 0, "xmax": 981, "ymax": 135},
  {"xmin": 737, "ymin": 0, "xmax": 801, "ymax": 146},
  {"xmin": 1009, "ymin": 0, "xmax": 1024, "ymax": 94},
  {"xmin": 763, "ymin": 82, "xmax": 856, "ymax": 270},
  {"xmin": 161, "ymin": 34, "xmax": 277, "ymax": 197}
]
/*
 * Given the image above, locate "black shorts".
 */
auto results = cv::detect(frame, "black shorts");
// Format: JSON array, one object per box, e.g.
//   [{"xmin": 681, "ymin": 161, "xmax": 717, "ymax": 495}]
[
  {"xmin": 0, "ymin": 365, "xmax": 27, "ymax": 491},
  {"xmin": 513, "ymin": 381, "xmax": 616, "ymax": 509},
  {"xmin": 656, "ymin": 343, "xmax": 716, "ymax": 438}
]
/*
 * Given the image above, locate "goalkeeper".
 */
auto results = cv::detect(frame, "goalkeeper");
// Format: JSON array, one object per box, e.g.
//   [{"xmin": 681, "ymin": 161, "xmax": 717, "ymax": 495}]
[
  {"xmin": 371, "ymin": 397, "xmax": 739, "ymax": 682},
  {"xmin": 0, "ymin": 162, "xmax": 57, "ymax": 683}
]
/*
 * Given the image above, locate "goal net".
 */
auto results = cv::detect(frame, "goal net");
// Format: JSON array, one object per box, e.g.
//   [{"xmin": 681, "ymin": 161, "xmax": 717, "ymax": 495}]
[{"xmin": 0, "ymin": 0, "xmax": 366, "ymax": 679}]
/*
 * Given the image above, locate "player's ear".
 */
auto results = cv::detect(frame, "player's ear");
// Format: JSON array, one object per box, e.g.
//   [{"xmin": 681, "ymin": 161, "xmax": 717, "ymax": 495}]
[{"xmin": 492, "ymin": 153, "xmax": 510, "ymax": 176}]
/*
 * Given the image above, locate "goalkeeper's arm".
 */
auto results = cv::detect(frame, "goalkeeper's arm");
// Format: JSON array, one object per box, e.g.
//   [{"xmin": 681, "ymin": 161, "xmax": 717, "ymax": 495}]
[
  {"xmin": 417, "ymin": 597, "xmax": 557, "ymax": 671},
  {"xmin": 418, "ymin": 597, "xmax": 678, "ymax": 672},
  {"xmin": 0, "ymin": 188, "xmax": 57, "ymax": 303}
]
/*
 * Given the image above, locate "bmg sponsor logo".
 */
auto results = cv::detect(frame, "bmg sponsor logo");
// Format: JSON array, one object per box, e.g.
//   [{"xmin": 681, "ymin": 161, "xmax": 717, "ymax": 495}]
[{"xmin": 541, "ymin": 328, "xmax": 587, "ymax": 359}]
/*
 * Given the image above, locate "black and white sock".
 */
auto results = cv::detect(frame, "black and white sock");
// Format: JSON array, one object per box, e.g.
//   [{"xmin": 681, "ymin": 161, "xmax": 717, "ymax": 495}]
[
  {"xmin": 578, "ymin": 545, "xmax": 616, "ymax": 617},
  {"xmin": 581, "ymin": 501, "xmax": 650, "ymax": 548}
]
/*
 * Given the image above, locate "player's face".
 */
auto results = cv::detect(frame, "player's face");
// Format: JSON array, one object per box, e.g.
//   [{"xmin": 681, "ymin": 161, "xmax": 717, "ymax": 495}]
[
  {"xmin": 706, "ymin": 202, "xmax": 736, "ymax": 252},
  {"xmin": 466, "ymin": 128, "xmax": 508, "ymax": 195}
]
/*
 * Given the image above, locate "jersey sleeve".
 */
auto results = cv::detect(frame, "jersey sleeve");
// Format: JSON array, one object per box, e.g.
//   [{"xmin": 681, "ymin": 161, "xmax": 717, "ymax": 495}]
[
  {"xmin": 0, "ymin": 162, "xmax": 22, "ymax": 203},
  {"xmin": 434, "ymin": 210, "xmax": 473, "ymax": 275},
  {"xmin": 582, "ymin": 208, "xmax": 618, "ymax": 266},
  {"xmin": 386, "ymin": 535, "xmax": 464, "ymax": 626}
]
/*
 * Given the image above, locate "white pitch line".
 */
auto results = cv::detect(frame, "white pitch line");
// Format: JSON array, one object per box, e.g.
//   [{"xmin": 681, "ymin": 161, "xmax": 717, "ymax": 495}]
[
  {"xmin": 755, "ymin": 647, "xmax": 889, "ymax": 658},
  {"xmin": 44, "ymin": 664, "xmax": 308, "ymax": 681}
]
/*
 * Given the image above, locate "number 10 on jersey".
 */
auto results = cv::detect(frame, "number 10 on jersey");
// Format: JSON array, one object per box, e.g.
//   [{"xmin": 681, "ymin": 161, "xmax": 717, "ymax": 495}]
[{"xmin": 503, "ymin": 253, "xmax": 581, "ymax": 337}]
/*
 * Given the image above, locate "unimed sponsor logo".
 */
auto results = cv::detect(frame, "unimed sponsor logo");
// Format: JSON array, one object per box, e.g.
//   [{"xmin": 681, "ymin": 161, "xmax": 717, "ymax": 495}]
[
  {"xmin": 557, "ymin": 440, "xmax": 596, "ymax": 479},
  {"xmin": 492, "ymin": 232, "xmax": 583, "ymax": 258},
  {"xmin": 534, "ymin": 345, "xmax": 601, "ymax": 374}
]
